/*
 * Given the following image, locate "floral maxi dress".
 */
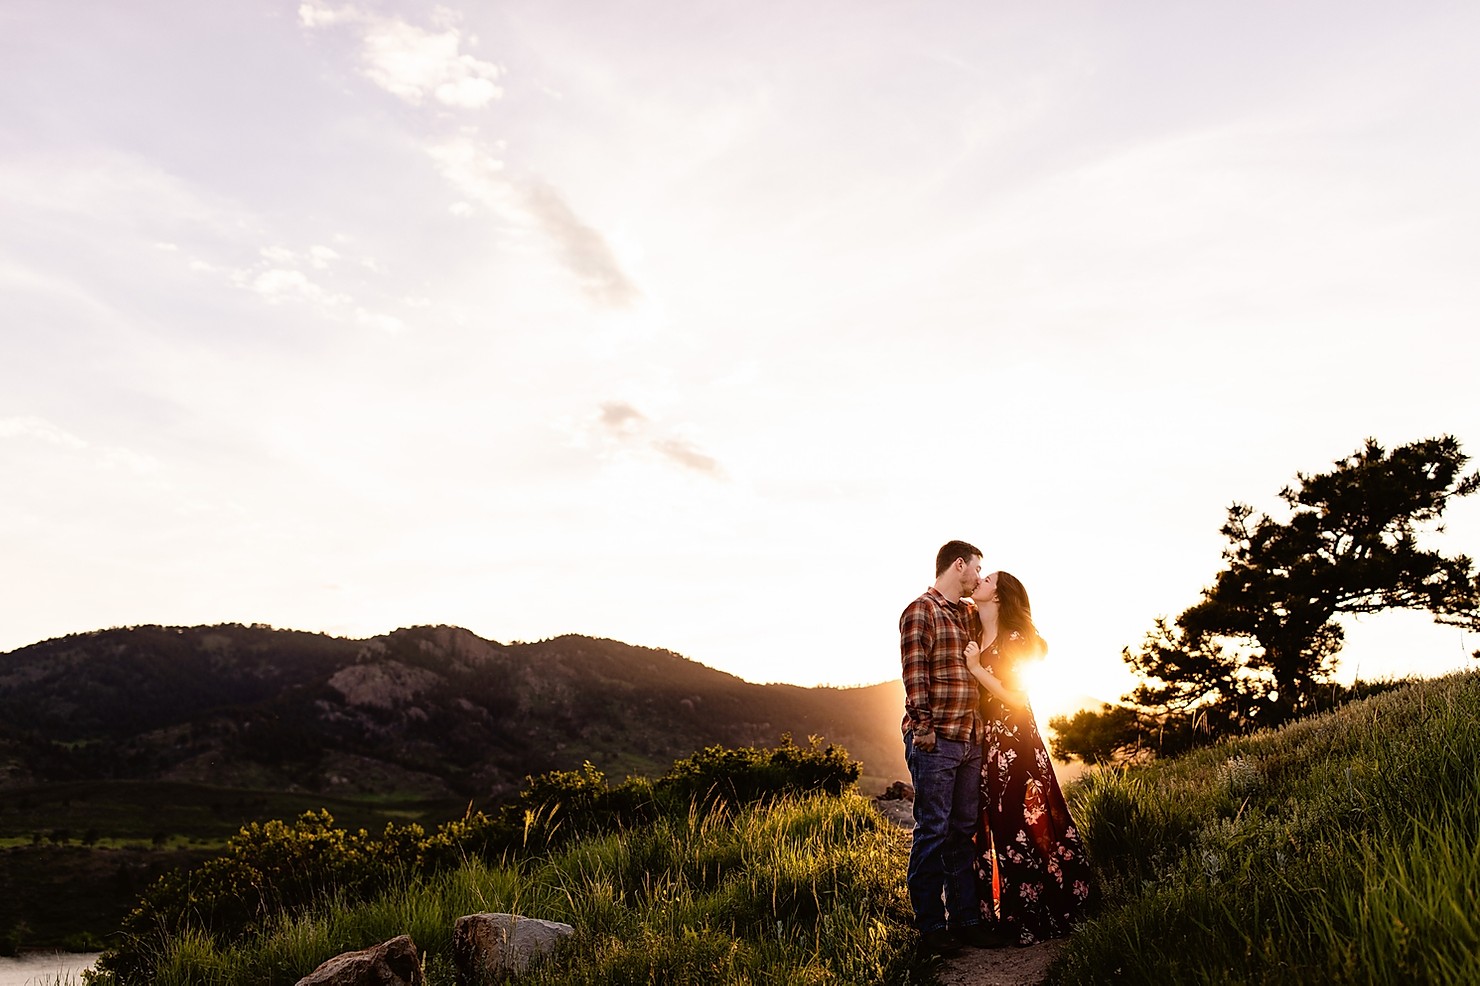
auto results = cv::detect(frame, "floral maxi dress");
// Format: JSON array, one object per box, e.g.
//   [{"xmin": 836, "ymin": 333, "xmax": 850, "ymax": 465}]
[{"xmin": 973, "ymin": 630, "xmax": 1095, "ymax": 943}]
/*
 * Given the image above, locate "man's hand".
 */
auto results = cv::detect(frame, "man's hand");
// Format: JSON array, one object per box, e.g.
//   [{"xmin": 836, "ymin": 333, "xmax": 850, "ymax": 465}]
[{"xmin": 913, "ymin": 727, "xmax": 937, "ymax": 753}]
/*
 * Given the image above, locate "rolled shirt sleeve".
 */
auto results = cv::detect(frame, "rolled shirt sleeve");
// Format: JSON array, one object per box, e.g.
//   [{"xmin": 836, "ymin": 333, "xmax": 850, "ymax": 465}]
[{"xmin": 900, "ymin": 598, "xmax": 936, "ymax": 736}]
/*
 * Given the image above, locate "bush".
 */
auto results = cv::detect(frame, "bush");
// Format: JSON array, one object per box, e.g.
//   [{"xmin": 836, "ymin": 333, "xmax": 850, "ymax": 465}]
[
  {"xmin": 95, "ymin": 737, "xmax": 861, "ymax": 985},
  {"xmin": 96, "ymin": 791, "xmax": 912, "ymax": 986}
]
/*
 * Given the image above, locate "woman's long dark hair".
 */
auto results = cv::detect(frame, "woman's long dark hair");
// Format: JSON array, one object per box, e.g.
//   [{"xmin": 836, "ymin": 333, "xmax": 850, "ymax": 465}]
[{"xmin": 995, "ymin": 571, "xmax": 1047, "ymax": 662}]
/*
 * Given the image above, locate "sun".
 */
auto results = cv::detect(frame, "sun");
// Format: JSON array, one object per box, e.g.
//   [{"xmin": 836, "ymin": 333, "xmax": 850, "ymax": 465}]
[{"xmin": 1016, "ymin": 657, "xmax": 1090, "ymax": 725}]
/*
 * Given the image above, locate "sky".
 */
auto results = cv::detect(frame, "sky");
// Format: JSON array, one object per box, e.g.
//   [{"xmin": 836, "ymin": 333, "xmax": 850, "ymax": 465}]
[{"xmin": 4, "ymin": 0, "xmax": 1480, "ymax": 720}]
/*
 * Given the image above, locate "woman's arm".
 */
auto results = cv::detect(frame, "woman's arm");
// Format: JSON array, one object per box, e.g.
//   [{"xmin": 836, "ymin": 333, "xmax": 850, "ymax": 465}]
[{"xmin": 964, "ymin": 640, "xmax": 1028, "ymax": 707}]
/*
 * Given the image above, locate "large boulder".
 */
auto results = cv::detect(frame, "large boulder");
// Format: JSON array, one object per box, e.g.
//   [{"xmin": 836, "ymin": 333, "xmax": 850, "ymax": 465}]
[
  {"xmin": 452, "ymin": 913, "xmax": 575, "ymax": 983},
  {"xmin": 295, "ymin": 935, "xmax": 423, "ymax": 986}
]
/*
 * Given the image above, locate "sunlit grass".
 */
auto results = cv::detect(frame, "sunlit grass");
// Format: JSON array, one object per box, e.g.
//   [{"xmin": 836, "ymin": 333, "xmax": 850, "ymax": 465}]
[
  {"xmin": 87, "ymin": 792, "xmax": 920, "ymax": 985},
  {"xmin": 1053, "ymin": 669, "xmax": 1480, "ymax": 984},
  {"xmin": 80, "ymin": 673, "xmax": 1480, "ymax": 985}
]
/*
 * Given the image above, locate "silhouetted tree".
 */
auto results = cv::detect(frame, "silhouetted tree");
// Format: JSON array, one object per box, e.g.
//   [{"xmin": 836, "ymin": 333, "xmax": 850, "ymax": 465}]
[
  {"xmin": 1058, "ymin": 436, "xmax": 1480, "ymax": 761},
  {"xmin": 1047, "ymin": 703, "xmax": 1150, "ymax": 764},
  {"xmin": 1183, "ymin": 435, "xmax": 1478, "ymax": 720}
]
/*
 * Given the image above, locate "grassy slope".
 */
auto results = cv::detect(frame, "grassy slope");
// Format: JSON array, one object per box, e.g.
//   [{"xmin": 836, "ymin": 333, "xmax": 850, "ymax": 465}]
[
  {"xmin": 96, "ymin": 792, "xmax": 921, "ymax": 986},
  {"xmin": 50, "ymin": 672, "xmax": 1480, "ymax": 983},
  {"xmin": 1056, "ymin": 669, "xmax": 1480, "ymax": 985}
]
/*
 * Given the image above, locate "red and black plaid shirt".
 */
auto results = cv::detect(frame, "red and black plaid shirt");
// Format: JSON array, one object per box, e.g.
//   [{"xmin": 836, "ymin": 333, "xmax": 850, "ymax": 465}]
[{"xmin": 900, "ymin": 588, "xmax": 983, "ymax": 743}]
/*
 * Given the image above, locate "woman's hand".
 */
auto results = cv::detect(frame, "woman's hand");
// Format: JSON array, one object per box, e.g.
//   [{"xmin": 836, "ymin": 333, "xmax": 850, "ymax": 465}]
[{"xmin": 964, "ymin": 640, "xmax": 981, "ymax": 670}]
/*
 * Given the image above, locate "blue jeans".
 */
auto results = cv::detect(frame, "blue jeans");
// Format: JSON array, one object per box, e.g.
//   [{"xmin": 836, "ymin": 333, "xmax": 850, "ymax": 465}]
[{"xmin": 905, "ymin": 732, "xmax": 983, "ymax": 932}]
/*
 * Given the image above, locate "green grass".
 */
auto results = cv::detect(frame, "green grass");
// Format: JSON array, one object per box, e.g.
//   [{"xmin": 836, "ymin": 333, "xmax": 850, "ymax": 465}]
[
  {"xmin": 1053, "ymin": 669, "xmax": 1480, "ymax": 985},
  {"xmin": 88, "ymin": 792, "xmax": 921, "ymax": 985},
  {"xmin": 40, "ymin": 674, "xmax": 1480, "ymax": 984}
]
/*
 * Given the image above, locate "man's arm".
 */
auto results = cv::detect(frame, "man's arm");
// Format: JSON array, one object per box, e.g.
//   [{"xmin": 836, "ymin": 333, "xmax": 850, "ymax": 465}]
[{"xmin": 900, "ymin": 599, "xmax": 937, "ymax": 751}]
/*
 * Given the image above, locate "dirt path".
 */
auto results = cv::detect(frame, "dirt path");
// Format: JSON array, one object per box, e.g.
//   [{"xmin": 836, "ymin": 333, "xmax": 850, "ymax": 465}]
[
  {"xmin": 872, "ymin": 796, "xmax": 1061, "ymax": 986},
  {"xmin": 933, "ymin": 939, "xmax": 1063, "ymax": 986}
]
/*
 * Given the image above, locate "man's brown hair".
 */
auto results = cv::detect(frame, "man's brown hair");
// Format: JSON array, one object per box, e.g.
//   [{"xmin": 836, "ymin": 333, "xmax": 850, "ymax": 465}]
[{"xmin": 935, "ymin": 540, "xmax": 982, "ymax": 577}]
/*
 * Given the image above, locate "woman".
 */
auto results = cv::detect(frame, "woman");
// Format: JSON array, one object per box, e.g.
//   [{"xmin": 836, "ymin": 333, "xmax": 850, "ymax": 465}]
[{"xmin": 963, "ymin": 571, "xmax": 1094, "ymax": 944}]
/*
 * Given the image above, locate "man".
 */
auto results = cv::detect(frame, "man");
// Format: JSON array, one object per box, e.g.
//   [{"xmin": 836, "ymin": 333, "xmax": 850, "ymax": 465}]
[{"xmin": 900, "ymin": 540, "xmax": 998, "ymax": 953}]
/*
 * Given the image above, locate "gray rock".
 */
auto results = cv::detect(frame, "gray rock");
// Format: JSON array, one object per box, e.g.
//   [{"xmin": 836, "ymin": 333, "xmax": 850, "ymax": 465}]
[
  {"xmin": 295, "ymin": 934, "xmax": 423, "ymax": 986},
  {"xmin": 452, "ymin": 912, "xmax": 575, "ymax": 983},
  {"xmin": 880, "ymin": 780, "xmax": 914, "ymax": 801}
]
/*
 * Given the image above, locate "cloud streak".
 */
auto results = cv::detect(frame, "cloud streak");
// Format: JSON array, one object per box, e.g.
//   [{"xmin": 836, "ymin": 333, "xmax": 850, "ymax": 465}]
[
  {"xmin": 426, "ymin": 138, "xmax": 640, "ymax": 308},
  {"xmin": 650, "ymin": 437, "xmax": 721, "ymax": 476},
  {"xmin": 522, "ymin": 183, "xmax": 641, "ymax": 308},
  {"xmin": 594, "ymin": 401, "xmax": 723, "ymax": 477},
  {"xmin": 300, "ymin": 7, "xmax": 638, "ymax": 309}
]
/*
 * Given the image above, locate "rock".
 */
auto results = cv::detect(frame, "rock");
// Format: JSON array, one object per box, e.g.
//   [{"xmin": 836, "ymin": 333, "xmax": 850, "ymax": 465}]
[
  {"xmin": 880, "ymin": 780, "xmax": 914, "ymax": 801},
  {"xmin": 295, "ymin": 934, "xmax": 422, "ymax": 986},
  {"xmin": 452, "ymin": 912, "xmax": 575, "ymax": 983}
]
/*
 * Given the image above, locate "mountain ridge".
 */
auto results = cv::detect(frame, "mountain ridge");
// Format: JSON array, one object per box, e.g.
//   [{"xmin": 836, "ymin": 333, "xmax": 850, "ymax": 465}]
[{"xmin": 0, "ymin": 623, "xmax": 908, "ymax": 800}]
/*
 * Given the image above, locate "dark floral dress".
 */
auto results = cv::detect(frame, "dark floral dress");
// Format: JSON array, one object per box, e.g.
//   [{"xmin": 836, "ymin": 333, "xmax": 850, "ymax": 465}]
[{"xmin": 973, "ymin": 630, "xmax": 1095, "ymax": 943}]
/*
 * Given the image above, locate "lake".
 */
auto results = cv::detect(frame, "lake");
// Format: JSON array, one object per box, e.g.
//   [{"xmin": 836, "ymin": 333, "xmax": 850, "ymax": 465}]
[{"xmin": 0, "ymin": 953, "xmax": 99, "ymax": 986}]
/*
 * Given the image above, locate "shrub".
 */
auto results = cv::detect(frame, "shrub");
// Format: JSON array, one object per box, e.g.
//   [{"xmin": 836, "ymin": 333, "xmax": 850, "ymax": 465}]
[
  {"xmin": 96, "ymin": 791, "xmax": 912, "ymax": 986},
  {"xmin": 95, "ymin": 737, "xmax": 861, "ymax": 985}
]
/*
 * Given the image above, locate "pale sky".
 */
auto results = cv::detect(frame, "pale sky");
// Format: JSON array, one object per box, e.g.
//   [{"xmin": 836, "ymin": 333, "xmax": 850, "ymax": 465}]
[{"xmin": 4, "ymin": 1, "xmax": 1479, "ymax": 719}]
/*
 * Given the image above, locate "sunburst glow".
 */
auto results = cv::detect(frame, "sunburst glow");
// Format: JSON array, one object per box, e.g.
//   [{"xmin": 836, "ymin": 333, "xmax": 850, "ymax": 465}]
[{"xmin": 1017, "ymin": 657, "xmax": 1094, "ymax": 727}]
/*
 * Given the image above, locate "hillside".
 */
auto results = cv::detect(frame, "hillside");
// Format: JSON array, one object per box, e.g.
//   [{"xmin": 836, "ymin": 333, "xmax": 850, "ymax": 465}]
[
  {"xmin": 1055, "ymin": 668, "xmax": 1480, "ymax": 984},
  {"xmin": 0, "ymin": 623, "xmax": 908, "ymax": 800},
  {"xmin": 0, "ymin": 623, "xmax": 910, "ymax": 951}
]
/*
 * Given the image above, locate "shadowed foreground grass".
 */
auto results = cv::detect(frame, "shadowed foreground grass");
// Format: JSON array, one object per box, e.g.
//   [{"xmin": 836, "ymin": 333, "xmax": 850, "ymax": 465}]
[
  {"xmin": 1057, "ymin": 669, "xmax": 1480, "ymax": 985},
  {"xmin": 86, "ymin": 793, "xmax": 921, "ymax": 985}
]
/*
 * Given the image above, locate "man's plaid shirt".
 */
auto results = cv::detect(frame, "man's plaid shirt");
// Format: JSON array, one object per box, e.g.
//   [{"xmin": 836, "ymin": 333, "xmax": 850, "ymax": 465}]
[{"xmin": 900, "ymin": 588, "xmax": 983, "ymax": 743}]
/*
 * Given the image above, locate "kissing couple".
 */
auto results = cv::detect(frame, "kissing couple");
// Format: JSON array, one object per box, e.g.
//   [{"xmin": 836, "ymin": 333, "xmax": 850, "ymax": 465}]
[{"xmin": 899, "ymin": 540, "xmax": 1095, "ymax": 954}]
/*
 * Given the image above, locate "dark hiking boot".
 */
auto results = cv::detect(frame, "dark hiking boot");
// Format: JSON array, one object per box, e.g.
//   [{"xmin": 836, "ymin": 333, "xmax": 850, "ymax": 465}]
[{"xmin": 920, "ymin": 928, "xmax": 962, "ymax": 956}]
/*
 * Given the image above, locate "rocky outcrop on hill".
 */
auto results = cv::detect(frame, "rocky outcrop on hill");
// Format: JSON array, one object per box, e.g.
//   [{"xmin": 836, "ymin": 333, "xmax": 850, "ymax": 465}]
[{"xmin": 328, "ymin": 661, "xmax": 446, "ymax": 709}]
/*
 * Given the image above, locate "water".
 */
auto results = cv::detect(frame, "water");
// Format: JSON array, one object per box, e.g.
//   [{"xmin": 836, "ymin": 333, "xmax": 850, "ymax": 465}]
[{"xmin": 0, "ymin": 953, "xmax": 99, "ymax": 986}]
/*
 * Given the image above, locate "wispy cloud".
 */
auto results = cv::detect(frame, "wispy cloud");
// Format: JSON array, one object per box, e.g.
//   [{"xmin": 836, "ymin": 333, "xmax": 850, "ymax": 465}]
[
  {"xmin": 307, "ymin": 245, "xmax": 340, "ymax": 269},
  {"xmin": 360, "ymin": 19, "xmax": 503, "ymax": 108},
  {"xmin": 427, "ymin": 139, "xmax": 640, "ymax": 308},
  {"xmin": 153, "ymin": 231, "xmax": 416, "ymax": 330},
  {"xmin": 300, "ymin": 9, "xmax": 639, "ymax": 309},
  {"xmin": 0, "ymin": 416, "xmax": 158, "ymax": 475},
  {"xmin": 599, "ymin": 400, "xmax": 647, "ymax": 432},
  {"xmin": 0, "ymin": 416, "xmax": 88, "ymax": 449},
  {"xmin": 592, "ymin": 401, "xmax": 722, "ymax": 477},
  {"xmin": 651, "ymin": 437, "xmax": 722, "ymax": 476},
  {"xmin": 244, "ymin": 267, "xmax": 350, "ymax": 307},
  {"xmin": 523, "ymin": 183, "xmax": 641, "ymax": 308},
  {"xmin": 299, "ymin": 2, "xmax": 504, "ymax": 108},
  {"xmin": 425, "ymin": 135, "xmax": 512, "ymax": 212},
  {"xmin": 355, "ymin": 307, "xmax": 405, "ymax": 333},
  {"xmin": 297, "ymin": 1, "xmax": 356, "ymax": 29}
]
